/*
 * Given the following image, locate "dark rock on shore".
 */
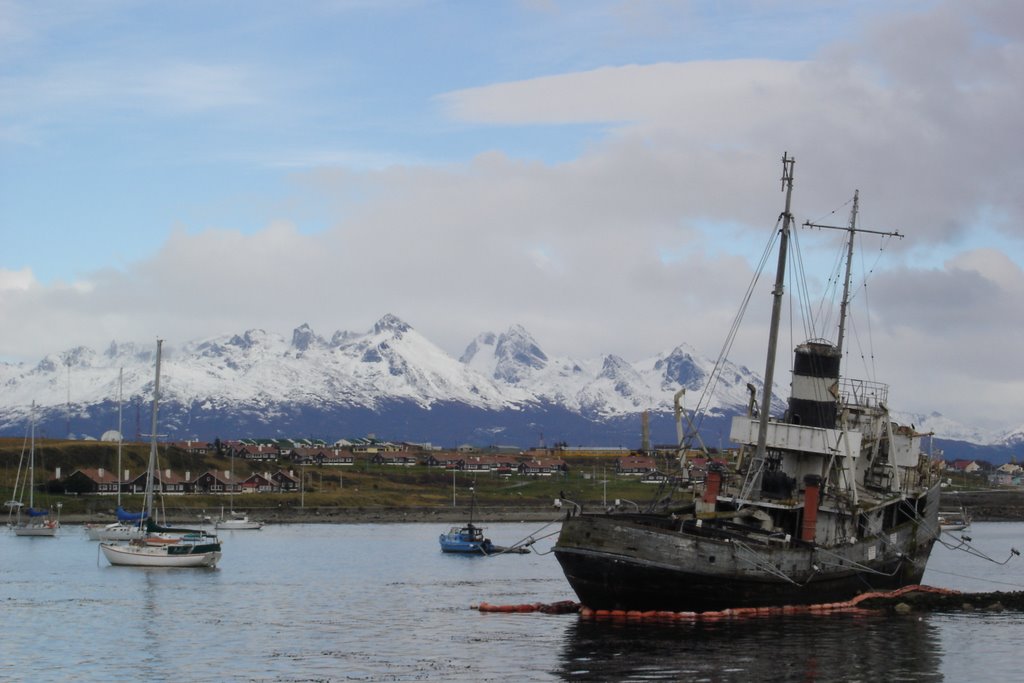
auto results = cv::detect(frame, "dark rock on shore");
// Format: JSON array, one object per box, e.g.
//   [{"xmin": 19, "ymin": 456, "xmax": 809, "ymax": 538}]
[{"xmin": 942, "ymin": 490, "xmax": 1024, "ymax": 521}]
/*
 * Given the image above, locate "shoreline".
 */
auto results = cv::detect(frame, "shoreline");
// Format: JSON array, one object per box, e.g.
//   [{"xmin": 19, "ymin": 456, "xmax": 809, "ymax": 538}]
[
  {"xmin": 61, "ymin": 506, "xmax": 568, "ymax": 526},
  {"xmin": 45, "ymin": 490, "xmax": 1024, "ymax": 526}
]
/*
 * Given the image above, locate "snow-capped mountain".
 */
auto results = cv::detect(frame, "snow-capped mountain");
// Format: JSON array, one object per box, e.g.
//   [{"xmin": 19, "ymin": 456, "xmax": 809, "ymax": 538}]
[
  {"xmin": 461, "ymin": 326, "xmax": 773, "ymax": 419},
  {"xmin": 0, "ymin": 315, "xmax": 1006, "ymax": 455}
]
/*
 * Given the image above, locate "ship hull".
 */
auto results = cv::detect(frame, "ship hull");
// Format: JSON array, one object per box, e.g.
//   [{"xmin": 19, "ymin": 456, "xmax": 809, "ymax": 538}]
[{"xmin": 554, "ymin": 491, "xmax": 939, "ymax": 612}]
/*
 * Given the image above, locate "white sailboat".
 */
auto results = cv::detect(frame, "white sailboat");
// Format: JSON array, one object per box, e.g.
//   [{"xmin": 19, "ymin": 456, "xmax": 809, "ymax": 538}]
[
  {"xmin": 7, "ymin": 402, "xmax": 61, "ymax": 537},
  {"xmin": 215, "ymin": 509, "xmax": 264, "ymax": 530},
  {"xmin": 100, "ymin": 340, "xmax": 222, "ymax": 567},
  {"xmin": 85, "ymin": 368, "xmax": 146, "ymax": 542},
  {"xmin": 215, "ymin": 451, "xmax": 264, "ymax": 530}
]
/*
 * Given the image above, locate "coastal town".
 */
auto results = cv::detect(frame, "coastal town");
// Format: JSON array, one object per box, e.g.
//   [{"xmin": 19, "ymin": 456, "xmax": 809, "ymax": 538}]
[
  {"xmin": 22, "ymin": 433, "xmax": 1023, "ymax": 500},
  {"xmin": 54, "ymin": 436, "xmax": 680, "ymax": 498}
]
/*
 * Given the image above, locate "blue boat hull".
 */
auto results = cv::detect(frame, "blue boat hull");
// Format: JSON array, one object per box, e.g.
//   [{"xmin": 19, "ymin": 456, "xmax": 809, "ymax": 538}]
[{"xmin": 439, "ymin": 524, "xmax": 493, "ymax": 554}]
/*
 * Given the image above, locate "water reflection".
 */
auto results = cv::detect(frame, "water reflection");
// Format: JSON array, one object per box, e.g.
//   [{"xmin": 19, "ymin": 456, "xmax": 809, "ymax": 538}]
[{"xmin": 556, "ymin": 613, "xmax": 943, "ymax": 682}]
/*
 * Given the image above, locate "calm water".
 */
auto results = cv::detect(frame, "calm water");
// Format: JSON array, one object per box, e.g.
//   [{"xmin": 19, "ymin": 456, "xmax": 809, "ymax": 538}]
[{"xmin": 2, "ymin": 520, "xmax": 1022, "ymax": 682}]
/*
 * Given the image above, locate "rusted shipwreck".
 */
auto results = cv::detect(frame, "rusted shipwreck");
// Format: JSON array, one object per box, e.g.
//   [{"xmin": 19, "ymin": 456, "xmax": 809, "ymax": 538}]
[{"xmin": 554, "ymin": 155, "xmax": 942, "ymax": 612}]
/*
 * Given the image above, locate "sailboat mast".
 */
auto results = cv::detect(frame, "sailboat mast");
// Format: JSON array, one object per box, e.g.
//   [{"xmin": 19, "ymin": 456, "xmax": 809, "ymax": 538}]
[
  {"xmin": 754, "ymin": 153, "xmax": 796, "ymax": 462},
  {"xmin": 28, "ymin": 401, "xmax": 36, "ymax": 510},
  {"xmin": 143, "ymin": 340, "xmax": 163, "ymax": 518},
  {"xmin": 117, "ymin": 368, "xmax": 123, "ymax": 507}
]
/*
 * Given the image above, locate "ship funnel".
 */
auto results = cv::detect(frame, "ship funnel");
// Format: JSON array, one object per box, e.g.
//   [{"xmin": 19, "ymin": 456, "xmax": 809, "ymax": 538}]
[
  {"xmin": 788, "ymin": 341, "xmax": 840, "ymax": 428},
  {"xmin": 697, "ymin": 463, "xmax": 725, "ymax": 515},
  {"xmin": 802, "ymin": 474, "xmax": 822, "ymax": 543}
]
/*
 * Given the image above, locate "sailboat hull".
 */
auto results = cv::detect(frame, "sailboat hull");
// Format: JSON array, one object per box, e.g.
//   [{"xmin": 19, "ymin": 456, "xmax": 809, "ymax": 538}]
[
  {"xmin": 215, "ymin": 510, "xmax": 264, "ymax": 530},
  {"xmin": 215, "ymin": 518, "xmax": 263, "ymax": 530},
  {"xmin": 100, "ymin": 541, "xmax": 222, "ymax": 567},
  {"xmin": 13, "ymin": 523, "xmax": 59, "ymax": 537},
  {"xmin": 553, "ymin": 495, "xmax": 939, "ymax": 612},
  {"xmin": 85, "ymin": 522, "xmax": 146, "ymax": 541}
]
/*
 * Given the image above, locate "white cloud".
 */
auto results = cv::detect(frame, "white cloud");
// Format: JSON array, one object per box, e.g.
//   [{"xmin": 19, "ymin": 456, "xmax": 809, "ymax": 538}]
[
  {"xmin": 0, "ymin": 267, "xmax": 35, "ymax": 291},
  {"xmin": 2, "ymin": 0, "xmax": 1022, "ymax": 432}
]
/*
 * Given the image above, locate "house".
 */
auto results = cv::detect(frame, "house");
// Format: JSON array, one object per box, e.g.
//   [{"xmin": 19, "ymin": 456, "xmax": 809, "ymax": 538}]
[
  {"xmin": 242, "ymin": 472, "xmax": 276, "ymax": 493},
  {"xmin": 518, "ymin": 459, "xmax": 568, "ymax": 477},
  {"xmin": 948, "ymin": 460, "xmax": 981, "ymax": 474},
  {"xmin": 463, "ymin": 455, "xmax": 495, "ymax": 473},
  {"xmin": 990, "ymin": 463, "xmax": 1023, "ymax": 487},
  {"xmin": 321, "ymin": 450, "xmax": 356, "ymax": 466},
  {"xmin": 125, "ymin": 469, "xmax": 189, "ymax": 494},
  {"xmin": 464, "ymin": 455, "xmax": 519, "ymax": 475},
  {"xmin": 168, "ymin": 440, "xmax": 210, "ymax": 455},
  {"xmin": 991, "ymin": 471, "xmax": 1021, "ymax": 487},
  {"xmin": 425, "ymin": 452, "xmax": 465, "ymax": 469},
  {"xmin": 192, "ymin": 470, "xmax": 238, "ymax": 494},
  {"xmin": 62, "ymin": 468, "xmax": 123, "ymax": 495},
  {"xmin": 349, "ymin": 437, "xmax": 403, "ymax": 454},
  {"xmin": 371, "ymin": 451, "xmax": 420, "ymax": 466},
  {"xmin": 616, "ymin": 456, "xmax": 658, "ymax": 476},
  {"xmin": 291, "ymin": 447, "xmax": 331, "ymax": 465},
  {"xmin": 270, "ymin": 470, "xmax": 300, "ymax": 491},
  {"xmin": 235, "ymin": 443, "xmax": 280, "ymax": 462}
]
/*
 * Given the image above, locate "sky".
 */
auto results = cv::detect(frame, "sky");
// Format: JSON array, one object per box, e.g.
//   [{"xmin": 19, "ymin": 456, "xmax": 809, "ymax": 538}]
[{"xmin": 1, "ymin": 0, "xmax": 1022, "ymax": 434}]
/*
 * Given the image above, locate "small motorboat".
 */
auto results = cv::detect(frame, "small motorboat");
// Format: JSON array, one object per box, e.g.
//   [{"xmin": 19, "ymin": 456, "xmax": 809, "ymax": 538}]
[
  {"xmin": 439, "ymin": 522, "xmax": 494, "ymax": 554},
  {"xmin": 438, "ymin": 489, "xmax": 529, "ymax": 555}
]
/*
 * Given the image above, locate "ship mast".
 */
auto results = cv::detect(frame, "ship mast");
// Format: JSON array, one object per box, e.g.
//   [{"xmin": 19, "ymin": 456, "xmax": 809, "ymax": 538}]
[
  {"xmin": 837, "ymin": 191, "xmax": 858, "ymax": 358},
  {"xmin": 804, "ymin": 190, "xmax": 903, "ymax": 360},
  {"xmin": 754, "ymin": 153, "xmax": 796, "ymax": 463}
]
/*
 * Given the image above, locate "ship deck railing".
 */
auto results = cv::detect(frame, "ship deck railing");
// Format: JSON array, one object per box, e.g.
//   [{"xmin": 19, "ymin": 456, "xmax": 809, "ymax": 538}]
[{"xmin": 839, "ymin": 377, "xmax": 889, "ymax": 409}]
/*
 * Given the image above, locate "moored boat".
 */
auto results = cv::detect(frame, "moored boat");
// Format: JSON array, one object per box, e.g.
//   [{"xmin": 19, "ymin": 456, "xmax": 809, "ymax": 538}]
[
  {"xmin": 215, "ymin": 510, "xmax": 264, "ymax": 531},
  {"xmin": 100, "ymin": 340, "xmax": 222, "ymax": 568},
  {"xmin": 85, "ymin": 370, "xmax": 146, "ymax": 542},
  {"xmin": 214, "ymin": 451, "xmax": 264, "ymax": 530},
  {"xmin": 8, "ymin": 402, "xmax": 61, "ymax": 537},
  {"xmin": 939, "ymin": 505, "xmax": 972, "ymax": 531},
  {"xmin": 553, "ymin": 154, "xmax": 941, "ymax": 612},
  {"xmin": 85, "ymin": 520, "xmax": 146, "ymax": 542},
  {"xmin": 439, "ymin": 522, "xmax": 493, "ymax": 554},
  {"xmin": 438, "ymin": 489, "xmax": 530, "ymax": 555}
]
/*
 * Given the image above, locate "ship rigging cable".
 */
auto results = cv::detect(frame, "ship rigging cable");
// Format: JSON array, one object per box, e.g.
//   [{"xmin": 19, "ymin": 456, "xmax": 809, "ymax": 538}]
[
  {"xmin": 685, "ymin": 214, "xmax": 783, "ymax": 446},
  {"xmin": 898, "ymin": 499, "xmax": 1022, "ymax": 567}
]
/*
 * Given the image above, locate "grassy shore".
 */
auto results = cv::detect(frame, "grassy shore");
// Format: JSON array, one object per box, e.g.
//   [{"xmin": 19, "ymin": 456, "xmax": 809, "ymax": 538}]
[
  {"xmin": 1, "ymin": 437, "xmax": 665, "ymax": 525},
  {"xmin": 5, "ymin": 438, "xmax": 1019, "ymax": 525}
]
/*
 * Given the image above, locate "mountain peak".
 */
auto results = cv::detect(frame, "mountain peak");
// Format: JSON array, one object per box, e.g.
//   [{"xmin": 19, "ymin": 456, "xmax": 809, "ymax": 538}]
[
  {"xmin": 228, "ymin": 329, "xmax": 270, "ymax": 350},
  {"xmin": 492, "ymin": 325, "xmax": 548, "ymax": 383},
  {"xmin": 291, "ymin": 323, "xmax": 324, "ymax": 351},
  {"xmin": 459, "ymin": 332, "xmax": 497, "ymax": 364},
  {"xmin": 654, "ymin": 345, "xmax": 704, "ymax": 389},
  {"xmin": 373, "ymin": 314, "xmax": 411, "ymax": 336}
]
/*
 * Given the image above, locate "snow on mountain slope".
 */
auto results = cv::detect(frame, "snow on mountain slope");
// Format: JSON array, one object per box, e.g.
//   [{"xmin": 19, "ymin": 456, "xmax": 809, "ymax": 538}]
[
  {"xmin": 461, "ymin": 326, "xmax": 778, "ymax": 418},
  {"xmin": 0, "ymin": 315, "xmax": 519, "ymax": 430},
  {"xmin": 0, "ymin": 315, "xmax": 996, "ymax": 444}
]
